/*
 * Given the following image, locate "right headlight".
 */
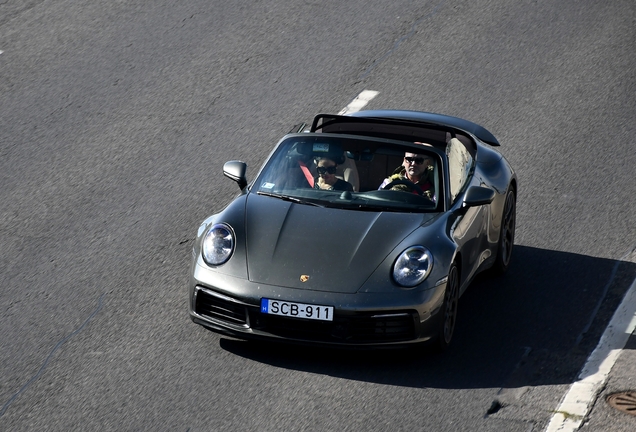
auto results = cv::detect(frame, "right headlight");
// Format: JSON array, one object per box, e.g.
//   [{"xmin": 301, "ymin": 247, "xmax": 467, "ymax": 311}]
[
  {"xmin": 392, "ymin": 246, "xmax": 433, "ymax": 287},
  {"xmin": 201, "ymin": 223, "xmax": 235, "ymax": 266}
]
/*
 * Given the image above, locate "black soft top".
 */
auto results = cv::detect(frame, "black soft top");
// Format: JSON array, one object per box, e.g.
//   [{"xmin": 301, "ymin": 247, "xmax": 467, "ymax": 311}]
[{"xmin": 310, "ymin": 109, "xmax": 499, "ymax": 147}]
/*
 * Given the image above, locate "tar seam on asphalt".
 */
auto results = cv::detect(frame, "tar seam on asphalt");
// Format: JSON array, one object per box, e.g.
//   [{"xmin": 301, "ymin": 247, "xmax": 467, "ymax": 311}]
[
  {"xmin": 359, "ymin": 0, "xmax": 447, "ymax": 80},
  {"xmin": 0, "ymin": 293, "xmax": 106, "ymax": 417}
]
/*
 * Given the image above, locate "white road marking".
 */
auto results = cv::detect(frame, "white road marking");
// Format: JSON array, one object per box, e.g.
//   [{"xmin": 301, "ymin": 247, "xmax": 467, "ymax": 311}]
[
  {"xmin": 338, "ymin": 90, "xmax": 379, "ymax": 115},
  {"xmin": 334, "ymin": 89, "xmax": 634, "ymax": 432},
  {"xmin": 335, "ymin": 92, "xmax": 633, "ymax": 432},
  {"xmin": 545, "ymin": 276, "xmax": 636, "ymax": 431}
]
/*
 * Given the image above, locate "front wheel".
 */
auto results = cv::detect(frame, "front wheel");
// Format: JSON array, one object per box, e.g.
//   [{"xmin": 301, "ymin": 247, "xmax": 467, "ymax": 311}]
[
  {"xmin": 437, "ymin": 263, "xmax": 459, "ymax": 351},
  {"xmin": 492, "ymin": 189, "xmax": 516, "ymax": 274}
]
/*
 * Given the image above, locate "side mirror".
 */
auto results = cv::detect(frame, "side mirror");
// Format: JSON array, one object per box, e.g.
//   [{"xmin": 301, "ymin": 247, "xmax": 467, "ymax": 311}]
[
  {"xmin": 223, "ymin": 161, "xmax": 248, "ymax": 190},
  {"xmin": 463, "ymin": 186, "xmax": 495, "ymax": 208}
]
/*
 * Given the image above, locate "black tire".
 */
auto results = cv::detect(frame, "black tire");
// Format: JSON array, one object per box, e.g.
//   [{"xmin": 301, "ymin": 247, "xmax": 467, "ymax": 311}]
[
  {"xmin": 492, "ymin": 188, "xmax": 516, "ymax": 274},
  {"xmin": 437, "ymin": 263, "xmax": 459, "ymax": 351}
]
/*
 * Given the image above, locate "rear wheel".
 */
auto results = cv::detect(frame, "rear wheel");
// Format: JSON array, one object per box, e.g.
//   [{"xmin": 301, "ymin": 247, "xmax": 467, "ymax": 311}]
[
  {"xmin": 492, "ymin": 189, "xmax": 516, "ymax": 274},
  {"xmin": 437, "ymin": 263, "xmax": 459, "ymax": 351}
]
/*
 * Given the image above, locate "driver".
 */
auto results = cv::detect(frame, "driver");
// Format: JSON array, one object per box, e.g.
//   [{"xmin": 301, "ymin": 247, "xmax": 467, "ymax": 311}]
[{"xmin": 379, "ymin": 152, "xmax": 435, "ymax": 199}]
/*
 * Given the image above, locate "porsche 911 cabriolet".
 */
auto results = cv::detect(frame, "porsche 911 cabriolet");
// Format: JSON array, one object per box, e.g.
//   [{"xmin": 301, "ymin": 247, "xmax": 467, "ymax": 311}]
[{"xmin": 189, "ymin": 110, "xmax": 516, "ymax": 351}]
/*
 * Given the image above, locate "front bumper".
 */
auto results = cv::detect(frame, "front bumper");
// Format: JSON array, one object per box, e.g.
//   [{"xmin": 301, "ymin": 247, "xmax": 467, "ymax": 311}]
[{"xmin": 189, "ymin": 264, "xmax": 447, "ymax": 347}]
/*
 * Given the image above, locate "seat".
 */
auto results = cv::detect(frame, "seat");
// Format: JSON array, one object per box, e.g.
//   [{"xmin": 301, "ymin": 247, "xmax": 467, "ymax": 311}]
[{"xmin": 336, "ymin": 157, "xmax": 360, "ymax": 191}]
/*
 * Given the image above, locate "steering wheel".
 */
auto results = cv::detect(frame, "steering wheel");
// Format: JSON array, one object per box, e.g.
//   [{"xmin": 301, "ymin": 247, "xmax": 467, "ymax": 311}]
[{"xmin": 382, "ymin": 179, "xmax": 424, "ymax": 196}]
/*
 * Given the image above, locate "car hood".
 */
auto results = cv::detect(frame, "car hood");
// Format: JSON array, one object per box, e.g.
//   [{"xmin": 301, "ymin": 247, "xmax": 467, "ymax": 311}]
[{"xmin": 245, "ymin": 194, "xmax": 437, "ymax": 293}]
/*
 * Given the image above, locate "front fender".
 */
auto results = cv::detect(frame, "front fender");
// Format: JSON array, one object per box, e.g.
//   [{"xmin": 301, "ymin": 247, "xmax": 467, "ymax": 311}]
[{"xmin": 358, "ymin": 215, "xmax": 456, "ymax": 293}]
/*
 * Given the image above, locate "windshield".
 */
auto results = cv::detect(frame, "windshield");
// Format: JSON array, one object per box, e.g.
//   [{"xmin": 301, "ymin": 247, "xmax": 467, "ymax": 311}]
[{"xmin": 252, "ymin": 134, "xmax": 444, "ymax": 213}]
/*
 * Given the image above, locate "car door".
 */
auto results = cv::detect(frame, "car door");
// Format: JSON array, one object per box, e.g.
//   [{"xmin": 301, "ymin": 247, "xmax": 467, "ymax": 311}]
[{"xmin": 447, "ymin": 138, "xmax": 491, "ymax": 290}]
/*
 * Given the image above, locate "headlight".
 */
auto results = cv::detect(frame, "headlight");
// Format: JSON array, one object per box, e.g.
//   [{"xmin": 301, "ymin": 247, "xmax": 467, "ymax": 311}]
[
  {"xmin": 392, "ymin": 246, "xmax": 433, "ymax": 287},
  {"xmin": 201, "ymin": 223, "xmax": 235, "ymax": 266}
]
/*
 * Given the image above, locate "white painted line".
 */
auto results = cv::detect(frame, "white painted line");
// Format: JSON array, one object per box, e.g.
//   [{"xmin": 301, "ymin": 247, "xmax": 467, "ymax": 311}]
[
  {"xmin": 545, "ymin": 276, "xmax": 636, "ymax": 431},
  {"xmin": 338, "ymin": 90, "xmax": 379, "ymax": 115}
]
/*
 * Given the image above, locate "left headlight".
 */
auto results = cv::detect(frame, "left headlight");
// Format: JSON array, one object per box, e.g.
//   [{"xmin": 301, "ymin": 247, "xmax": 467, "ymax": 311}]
[
  {"xmin": 201, "ymin": 223, "xmax": 235, "ymax": 266},
  {"xmin": 392, "ymin": 246, "xmax": 433, "ymax": 287}
]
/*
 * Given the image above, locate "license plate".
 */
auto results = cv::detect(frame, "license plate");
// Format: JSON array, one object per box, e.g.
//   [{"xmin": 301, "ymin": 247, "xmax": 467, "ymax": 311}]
[{"xmin": 260, "ymin": 298, "xmax": 334, "ymax": 322}]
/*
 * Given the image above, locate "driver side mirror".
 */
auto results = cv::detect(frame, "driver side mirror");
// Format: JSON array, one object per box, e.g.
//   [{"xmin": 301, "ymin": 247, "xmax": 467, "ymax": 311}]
[
  {"xmin": 223, "ymin": 161, "xmax": 248, "ymax": 190},
  {"xmin": 462, "ymin": 186, "xmax": 495, "ymax": 208}
]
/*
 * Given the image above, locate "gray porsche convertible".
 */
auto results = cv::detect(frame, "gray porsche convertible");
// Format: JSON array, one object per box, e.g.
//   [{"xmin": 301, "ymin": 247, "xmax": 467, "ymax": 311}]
[{"xmin": 189, "ymin": 110, "xmax": 516, "ymax": 350}]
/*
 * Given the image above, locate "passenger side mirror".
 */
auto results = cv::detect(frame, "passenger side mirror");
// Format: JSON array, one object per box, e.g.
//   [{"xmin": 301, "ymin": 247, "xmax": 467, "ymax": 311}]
[{"xmin": 223, "ymin": 161, "xmax": 248, "ymax": 190}]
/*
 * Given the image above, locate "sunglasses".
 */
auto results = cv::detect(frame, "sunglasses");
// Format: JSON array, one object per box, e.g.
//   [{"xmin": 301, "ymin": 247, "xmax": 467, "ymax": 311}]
[
  {"xmin": 317, "ymin": 166, "xmax": 337, "ymax": 175},
  {"xmin": 404, "ymin": 157, "xmax": 425, "ymax": 165}
]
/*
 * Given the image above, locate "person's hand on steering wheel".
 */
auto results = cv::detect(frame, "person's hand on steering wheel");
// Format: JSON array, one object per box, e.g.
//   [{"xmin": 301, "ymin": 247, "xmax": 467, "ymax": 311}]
[{"xmin": 382, "ymin": 178, "xmax": 424, "ymax": 195}]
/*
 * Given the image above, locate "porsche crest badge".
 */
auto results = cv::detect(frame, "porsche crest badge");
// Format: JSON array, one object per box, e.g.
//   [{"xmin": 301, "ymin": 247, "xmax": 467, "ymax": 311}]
[{"xmin": 300, "ymin": 275, "xmax": 310, "ymax": 282}]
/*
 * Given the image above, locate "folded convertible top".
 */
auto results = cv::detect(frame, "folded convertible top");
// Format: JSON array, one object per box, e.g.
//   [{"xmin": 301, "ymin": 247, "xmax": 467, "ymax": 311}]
[{"xmin": 311, "ymin": 110, "xmax": 500, "ymax": 147}]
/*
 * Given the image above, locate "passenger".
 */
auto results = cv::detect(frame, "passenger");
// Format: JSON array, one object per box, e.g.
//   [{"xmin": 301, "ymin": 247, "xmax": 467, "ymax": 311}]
[
  {"xmin": 314, "ymin": 157, "xmax": 354, "ymax": 192},
  {"xmin": 379, "ymin": 152, "xmax": 435, "ymax": 199}
]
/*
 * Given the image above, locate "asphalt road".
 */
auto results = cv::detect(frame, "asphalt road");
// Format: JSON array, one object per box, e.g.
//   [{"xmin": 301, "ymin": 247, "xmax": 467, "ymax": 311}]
[{"xmin": 1, "ymin": 0, "xmax": 635, "ymax": 431}]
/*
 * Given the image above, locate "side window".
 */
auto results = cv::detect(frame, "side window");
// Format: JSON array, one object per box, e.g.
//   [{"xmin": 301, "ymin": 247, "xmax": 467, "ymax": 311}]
[{"xmin": 446, "ymin": 137, "xmax": 474, "ymax": 203}]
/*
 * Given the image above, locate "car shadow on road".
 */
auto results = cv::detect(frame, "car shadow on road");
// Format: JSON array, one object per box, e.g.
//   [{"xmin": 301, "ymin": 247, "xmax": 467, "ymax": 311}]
[{"xmin": 219, "ymin": 245, "xmax": 636, "ymax": 390}]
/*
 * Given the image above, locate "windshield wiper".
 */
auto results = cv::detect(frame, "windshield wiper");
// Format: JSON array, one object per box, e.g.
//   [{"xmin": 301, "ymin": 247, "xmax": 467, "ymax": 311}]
[
  {"xmin": 325, "ymin": 200, "xmax": 433, "ymax": 212},
  {"xmin": 256, "ymin": 191, "xmax": 323, "ymax": 207}
]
